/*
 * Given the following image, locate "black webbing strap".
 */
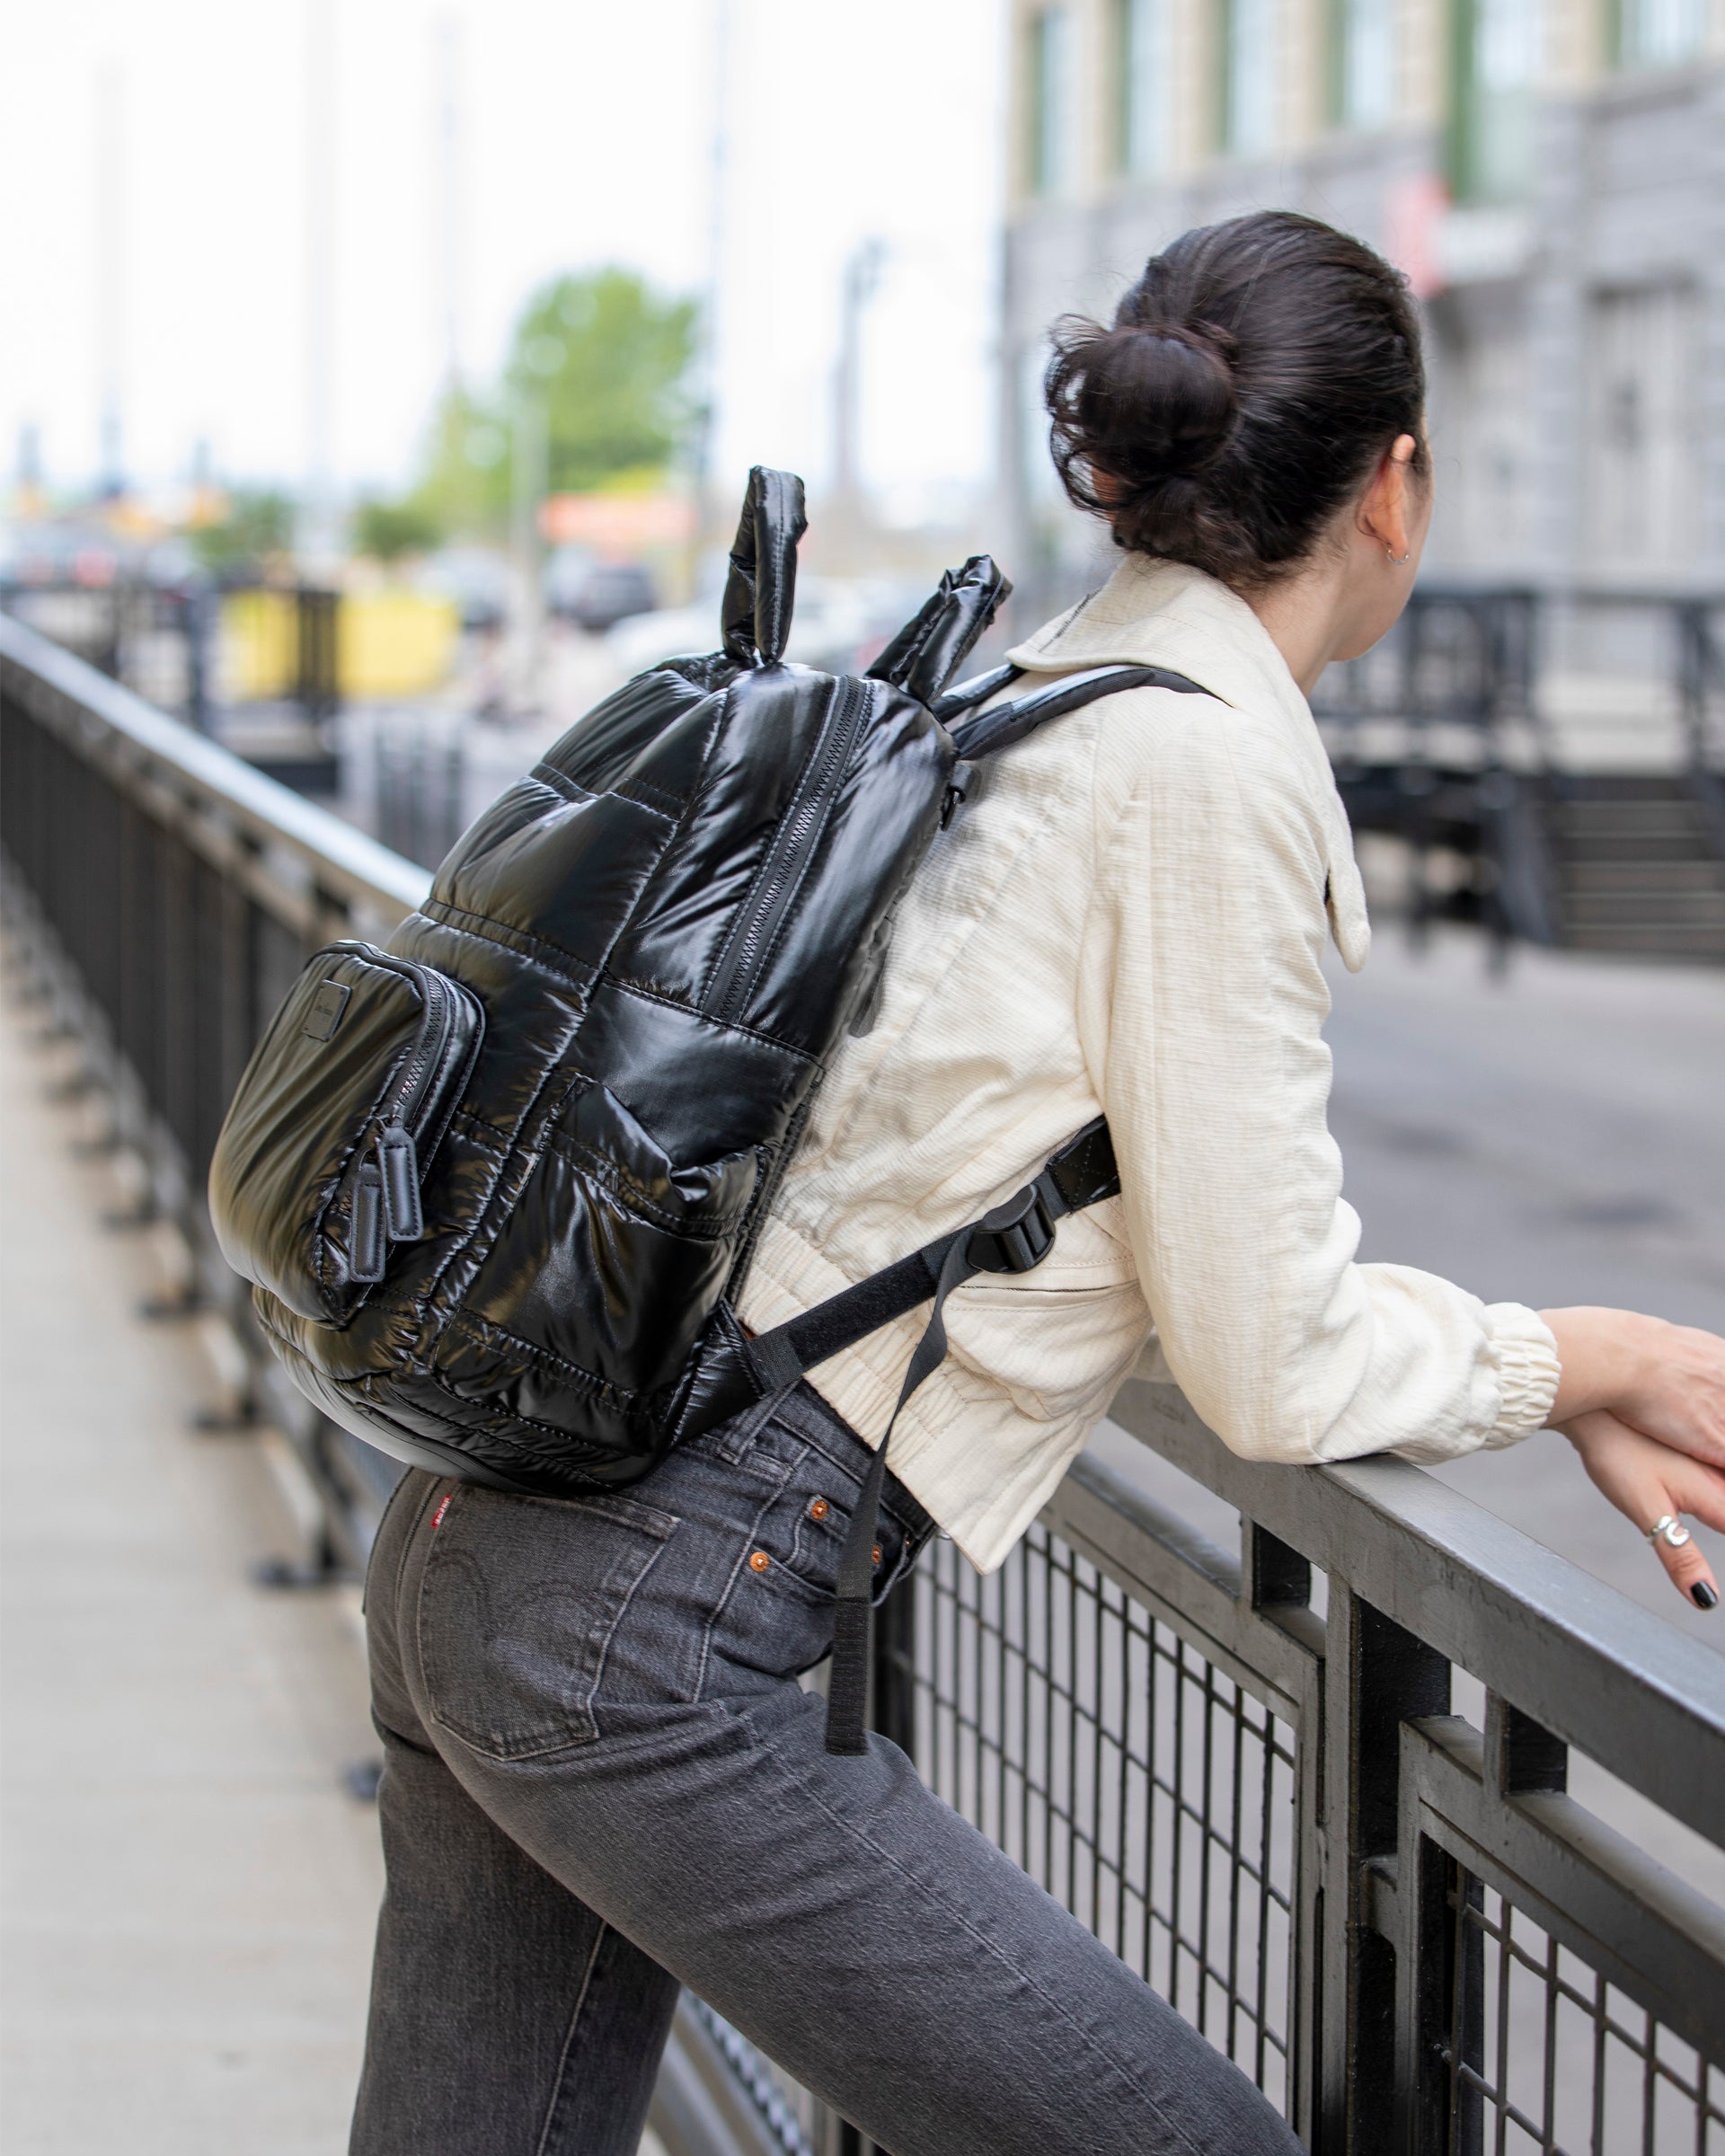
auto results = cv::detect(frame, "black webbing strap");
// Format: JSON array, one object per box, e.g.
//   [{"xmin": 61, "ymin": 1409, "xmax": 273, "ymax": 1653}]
[
  {"xmin": 825, "ymin": 1230, "xmax": 975, "ymax": 1753},
  {"xmin": 929, "ymin": 660, "xmax": 1022, "ymax": 722},
  {"xmin": 950, "ymin": 663, "xmax": 1210, "ymax": 760},
  {"xmin": 737, "ymin": 1116, "xmax": 1123, "ymax": 1754},
  {"xmin": 744, "ymin": 1116, "xmax": 1120, "ymax": 1407}
]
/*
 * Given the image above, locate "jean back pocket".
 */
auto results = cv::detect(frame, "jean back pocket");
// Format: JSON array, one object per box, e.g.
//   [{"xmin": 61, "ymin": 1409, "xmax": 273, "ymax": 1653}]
[{"xmin": 416, "ymin": 1486, "xmax": 677, "ymax": 1760}]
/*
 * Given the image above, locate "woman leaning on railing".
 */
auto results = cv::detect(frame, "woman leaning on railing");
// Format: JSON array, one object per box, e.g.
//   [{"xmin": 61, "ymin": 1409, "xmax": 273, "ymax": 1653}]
[{"xmin": 349, "ymin": 213, "xmax": 1725, "ymax": 2156}]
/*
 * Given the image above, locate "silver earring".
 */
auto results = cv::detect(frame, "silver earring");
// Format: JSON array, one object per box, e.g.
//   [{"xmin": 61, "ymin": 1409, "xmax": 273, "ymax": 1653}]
[{"xmin": 1386, "ymin": 547, "xmax": 1411, "ymax": 565}]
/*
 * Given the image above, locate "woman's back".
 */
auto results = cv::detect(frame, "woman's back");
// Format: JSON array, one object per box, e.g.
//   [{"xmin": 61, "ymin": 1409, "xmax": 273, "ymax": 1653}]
[{"xmin": 741, "ymin": 553, "xmax": 1558, "ymax": 1570}]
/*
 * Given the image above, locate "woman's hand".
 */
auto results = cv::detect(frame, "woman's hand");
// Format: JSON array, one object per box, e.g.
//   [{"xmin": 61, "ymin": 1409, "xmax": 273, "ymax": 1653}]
[
  {"xmin": 1541, "ymin": 1308, "xmax": 1725, "ymax": 1469},
  {"xmin": 1561, "ymin": 1409, "xmax": 1725, "ymax": 1611}
]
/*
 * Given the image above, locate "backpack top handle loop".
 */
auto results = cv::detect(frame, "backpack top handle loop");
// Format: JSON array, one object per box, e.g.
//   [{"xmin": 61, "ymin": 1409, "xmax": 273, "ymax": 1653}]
[
  {"xmin": 866, "ymin": 553, "xmax": 1013, "ymax": 708},
  {"xmin": 721, "ymin": 466, "xmax": 808, "ymax": 667}
]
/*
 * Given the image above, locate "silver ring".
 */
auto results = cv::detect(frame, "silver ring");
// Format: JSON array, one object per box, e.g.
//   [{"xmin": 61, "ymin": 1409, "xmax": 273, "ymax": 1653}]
[{"xmin": 1646, "ymin": 1514, "xmax": 1692, "ymax": 1549}]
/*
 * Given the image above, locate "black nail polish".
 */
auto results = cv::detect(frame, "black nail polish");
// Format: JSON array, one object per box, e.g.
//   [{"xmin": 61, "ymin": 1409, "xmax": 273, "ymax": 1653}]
[{"xmin": 1692, "ymin": 1582, "xmax": 1718, "ymax": 1612}]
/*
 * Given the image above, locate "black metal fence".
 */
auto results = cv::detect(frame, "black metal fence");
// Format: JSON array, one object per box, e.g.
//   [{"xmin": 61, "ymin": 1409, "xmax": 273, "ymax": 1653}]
[
  {"xmin": 4, "ymin": 612, "xmax": 1724, "ymax": 2155},
  {"xmin": 1313, "ymin": 586, "xmax": 1725, "ymax": 954},
  {"xmin": 364, "ymin": 708, "xmax": 468, "ymax": 869},
  {"xmin": 0, "ymin": 611, "xmax": 412, "ymax": 1567}
]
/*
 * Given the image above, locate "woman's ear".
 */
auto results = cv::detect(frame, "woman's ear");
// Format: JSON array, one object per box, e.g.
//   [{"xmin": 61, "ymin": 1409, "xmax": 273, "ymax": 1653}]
[{"xmin": 1357, "ymin": 433, "xmax": 1419, "ymax": 561}]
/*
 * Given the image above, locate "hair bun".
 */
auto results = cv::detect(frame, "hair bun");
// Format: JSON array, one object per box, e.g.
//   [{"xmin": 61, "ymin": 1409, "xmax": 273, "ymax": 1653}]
[{"xmin": 1045, "ymin": 313, "xmax": 1237, "ymax": 527}]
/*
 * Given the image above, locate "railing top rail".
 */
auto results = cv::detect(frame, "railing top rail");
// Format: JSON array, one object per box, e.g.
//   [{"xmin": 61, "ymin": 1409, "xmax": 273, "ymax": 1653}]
[
  {"xmin": 1410, "ymin": 577, "xmax": 1725, "ymax": 606},
  {"xmin": 1114, "ymin": 1380, "xmax": 1725, "ymax": 1851},
  {"xmin": 0, "ymin": 612, "xmax": 426, "ymax": 922}
]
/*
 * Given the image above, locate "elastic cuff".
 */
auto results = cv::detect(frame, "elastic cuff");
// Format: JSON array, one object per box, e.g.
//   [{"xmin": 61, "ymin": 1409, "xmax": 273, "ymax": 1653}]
[{"xmin": 1482, "ymin": 1303, "xmax": 1562, "ymax": 1445}]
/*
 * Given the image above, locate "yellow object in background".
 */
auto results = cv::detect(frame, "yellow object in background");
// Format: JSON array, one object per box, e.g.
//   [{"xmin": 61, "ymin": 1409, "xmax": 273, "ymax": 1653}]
[
  {"xmin": 220, "ymin": 590, "xmax": 297, "ymax": 700},
  {"xmin": 341, "ymin": 592, "xmax": 459, "ymax": 697},
  {"xmin": 217, "ymin": 589, "xmax": 459, "ymax": 702}
]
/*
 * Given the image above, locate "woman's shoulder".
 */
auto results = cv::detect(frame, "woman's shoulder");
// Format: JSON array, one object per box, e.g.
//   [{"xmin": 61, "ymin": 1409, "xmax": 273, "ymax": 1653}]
[
  {"xmin": 1006, "ymin": 560, "xmax": 1333, "ymax": 817},
  {"xmin": 1081, "ymin": 679, "xmax": 1371, "ymax": 970},
  {"xmin": 1004, "ymin": 560, "xmax": 1372, "ymax": 966}
]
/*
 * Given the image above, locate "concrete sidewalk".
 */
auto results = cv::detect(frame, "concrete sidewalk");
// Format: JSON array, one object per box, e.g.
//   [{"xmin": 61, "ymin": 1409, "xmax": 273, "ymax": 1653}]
[{"xmin": 0, "ymin": 985, "xmax": 384, "ymax": 2153}]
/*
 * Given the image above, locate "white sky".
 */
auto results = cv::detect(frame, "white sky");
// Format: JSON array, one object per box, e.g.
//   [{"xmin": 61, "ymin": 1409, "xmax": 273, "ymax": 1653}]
[{"xmin": 0, "ymin": 0, "xmax": 1007, "ymax": 516}]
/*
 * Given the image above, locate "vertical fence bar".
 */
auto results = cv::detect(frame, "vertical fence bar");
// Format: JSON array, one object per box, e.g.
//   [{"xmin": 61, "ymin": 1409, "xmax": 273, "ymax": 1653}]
[
  {"xmin": 872, "ymin": 1572, "xmax": 918, "ymax": 1763},
  {"xmin": 1320, "ymin": 1590, "xmax": 1450, "ymax": 2152},
  {"xmin": 1244, "ymin": 1519, "xmax": 1322, "ymax": 2141}
]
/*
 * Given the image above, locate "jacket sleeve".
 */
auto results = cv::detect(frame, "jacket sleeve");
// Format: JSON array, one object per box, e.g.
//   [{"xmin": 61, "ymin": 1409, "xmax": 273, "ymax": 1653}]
[{"xmin": 1076, "ymin": 704, "xmax": 1560, "ymax": 1468}]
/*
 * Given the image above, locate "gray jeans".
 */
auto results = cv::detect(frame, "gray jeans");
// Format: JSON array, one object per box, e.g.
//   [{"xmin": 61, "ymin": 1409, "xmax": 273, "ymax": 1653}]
[{"xmin": 350, "ymin": 1382, "xmax": 1302, "ymax": 2156}]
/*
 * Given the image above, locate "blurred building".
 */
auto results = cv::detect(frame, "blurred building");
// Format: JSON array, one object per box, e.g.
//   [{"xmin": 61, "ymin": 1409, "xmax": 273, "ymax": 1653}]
[{"xmin": 1002, "ymin": 0, "xmax": 1725, "ymax": 604}]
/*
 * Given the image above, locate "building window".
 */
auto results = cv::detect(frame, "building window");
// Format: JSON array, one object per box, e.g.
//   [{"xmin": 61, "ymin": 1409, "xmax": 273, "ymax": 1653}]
[
  {"xmin": 1433, "ymin": 303, "xmax": 1535, "ymax": 570},
  {"xmin": 1586, "ymin": 284, "xmax": 1700, "ymax": 571},
  {"xmin": 1225, "ymin": 0, "xmax": 1278, "ymax": 158},
  {"xmin": 1028, "ymin": 6, "xmax": 1075, "ymax": 197},
  {"xmin": 1337, "ymin": 0, "xmax": 1395, "ymax": 130},
  {"xmin": 1618, "ymin": 0, "xmax": 1704, "ymax": 67},
  {"xmin": 1117, "ymin": 0, "xmax": 1173, "ymax": 178},
  {"xmin": 1450, "ymin": 0, "xmax": 1538, "ymax": 203}
]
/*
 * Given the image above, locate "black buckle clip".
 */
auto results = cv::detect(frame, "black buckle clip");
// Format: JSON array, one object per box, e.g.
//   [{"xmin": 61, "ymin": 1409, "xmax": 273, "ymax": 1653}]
[
  {"xmin": 966, "ymin": 1183, "xmax": 1056, "ymax": 1275},
  {"xmin": 940, "ymin": 760, "xmax": 975, "ymax": 830}
]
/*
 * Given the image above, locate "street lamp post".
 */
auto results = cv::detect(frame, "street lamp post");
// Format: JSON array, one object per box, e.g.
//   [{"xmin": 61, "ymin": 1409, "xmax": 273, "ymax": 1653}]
[{"xmin": 507, "ymin": 377, "xmax": 550, "ymax": 716}]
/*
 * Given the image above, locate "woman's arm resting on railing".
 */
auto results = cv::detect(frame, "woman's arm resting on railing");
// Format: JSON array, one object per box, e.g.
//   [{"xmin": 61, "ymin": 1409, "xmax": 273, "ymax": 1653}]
[
  {"xmin": 1081, "ymin": 717, "xmax": 1722, "ymax": 1613},
  {"xmin": 1085, "ymin": 722, "xmax": 1561, "ymax": 1471},
  {"xmin": 1542, "ymin": 1308, "xmax": 1725, "ymax": 1611}
]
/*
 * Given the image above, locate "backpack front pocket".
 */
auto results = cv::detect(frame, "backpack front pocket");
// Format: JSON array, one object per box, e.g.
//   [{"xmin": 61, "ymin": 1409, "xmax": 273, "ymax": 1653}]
[{"xmin": 209, "ymin": 941, "xmax": 484, "ymax": 1324}]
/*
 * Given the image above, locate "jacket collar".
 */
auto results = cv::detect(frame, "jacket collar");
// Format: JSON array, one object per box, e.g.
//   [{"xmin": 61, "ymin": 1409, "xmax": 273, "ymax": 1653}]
[
  {"xmin": 1005, "ymin": 555, "xmax": 1310, "ymax": 732},
  {"xmin": 1005, "ymin": 553, "xmax": 1373, "ymax": 972}
]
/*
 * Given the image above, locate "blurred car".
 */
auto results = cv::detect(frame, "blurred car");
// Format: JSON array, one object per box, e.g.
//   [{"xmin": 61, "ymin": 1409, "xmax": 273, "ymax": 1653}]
[
  {"xmin": 423, "ymin": 546, "xmax": 509, "ymax": 632},
  {"xmin": 555, "ymin": 559, "xmax": 658, "ymax": 634}
]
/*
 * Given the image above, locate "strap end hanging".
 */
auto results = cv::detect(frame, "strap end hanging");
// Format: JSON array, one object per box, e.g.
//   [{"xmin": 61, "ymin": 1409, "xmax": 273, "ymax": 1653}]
[{"xmin": 824, "ymin": 1600, "xmax": 873, "ymax": 1756}]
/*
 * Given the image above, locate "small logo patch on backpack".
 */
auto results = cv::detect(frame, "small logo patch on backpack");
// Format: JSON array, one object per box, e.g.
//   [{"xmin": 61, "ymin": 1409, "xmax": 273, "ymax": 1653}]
[
  {"xmin": 302, "ymin": 979, "xmax": 351, "ymax": 1041},
  {"xmin": 431, "ymin": 1494, "xmax": 453, "ymax": 1530}
]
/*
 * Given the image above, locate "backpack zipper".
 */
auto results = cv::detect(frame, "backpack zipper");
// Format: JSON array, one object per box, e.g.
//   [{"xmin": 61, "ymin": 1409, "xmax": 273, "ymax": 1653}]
[
  {"xmin": 706, "ymin": 676, "xmax": 872, "ymax": 1025},
  {"xmin": 381, "ymin": 960, "xmax": 456, "ymax": 1138},
  {"xmin": 336, "ymin": 950, "xmax": 473, "ymax": 1249}
]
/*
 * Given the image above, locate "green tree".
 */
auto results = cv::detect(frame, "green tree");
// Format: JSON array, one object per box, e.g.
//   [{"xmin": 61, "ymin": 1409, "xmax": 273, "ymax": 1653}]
[
  {"xmin": 508, "ymin": 267, "xmax": 699, "ymax": 496},
  {"xmin": 378, "ymin": 267, "xmax": 698, "ymax": 548},
  {"xmin": 190, "ymin": 487, "xmax": 296, "ymax": 580},
  {"xmin": 352, "ymin": 494, "xmax": 444, "ymax": 564}
]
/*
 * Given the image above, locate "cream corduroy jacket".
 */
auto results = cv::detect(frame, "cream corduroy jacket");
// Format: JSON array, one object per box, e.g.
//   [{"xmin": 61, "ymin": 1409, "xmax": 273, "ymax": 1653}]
[{"xmin": 735, "ymin": 557, "xmax": 1561, "ymax": 1573}]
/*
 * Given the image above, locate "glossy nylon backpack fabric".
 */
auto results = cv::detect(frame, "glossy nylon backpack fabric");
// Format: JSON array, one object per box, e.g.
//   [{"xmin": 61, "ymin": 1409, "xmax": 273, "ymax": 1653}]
[
  {"xmin": 210, "ymin": 468, "xmax": 1209, "ymax": 1536},
  {"xmin": 210, "ymin": 472, "xmax": 995, "ymax": 1491}
]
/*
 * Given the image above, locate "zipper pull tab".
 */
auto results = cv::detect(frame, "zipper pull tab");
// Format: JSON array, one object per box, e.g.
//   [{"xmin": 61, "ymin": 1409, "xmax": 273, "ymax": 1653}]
[
  {"xmin": 377, "ymin": 1125, "xmax": 423, "ymax": 1241},
  {"xmin": 350, "ymin": 1162, "xmax": 386, "ymax": 1281}
]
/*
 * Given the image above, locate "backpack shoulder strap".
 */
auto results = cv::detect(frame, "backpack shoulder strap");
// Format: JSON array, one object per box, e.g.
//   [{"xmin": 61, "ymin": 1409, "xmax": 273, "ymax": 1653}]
[
  {"xmin": 948, "ymin": 661, "xmax": 1215, "ymax": 761},
  {"xmin": 730, "ymin": 1116, "xmax": 1122, "ymax": 1756},
  {"xmin": 741, "ymin": 1115, "xmax": 1119, "ymax": 1409}
]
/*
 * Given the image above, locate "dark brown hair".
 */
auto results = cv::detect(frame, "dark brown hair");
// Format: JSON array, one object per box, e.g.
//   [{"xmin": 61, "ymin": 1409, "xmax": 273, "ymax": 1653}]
[{"xmin": 1045, "ymin": 211, "xmax": 1428, "ymax": 591}]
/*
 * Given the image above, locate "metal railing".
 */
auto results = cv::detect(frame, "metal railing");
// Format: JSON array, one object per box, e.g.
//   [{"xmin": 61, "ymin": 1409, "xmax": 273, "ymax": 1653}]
[
  {"xmin": 0, "ymin": 610, "xmax": 414, "ymax": 1567},
  {"xmin": 0, "ymin": 574, "xmax": 343, "ymax": 734},
  {"xmin": 4, "ymin": 612, "xmax": 1724, "ymax": 2155},
  {"xmin": 1313, "ymin": 586, "xmax": 1725, "ymax": 951},
  {"xmin": 1678, "ymin": 600, "xmax": 1725, "ymax": 851}
]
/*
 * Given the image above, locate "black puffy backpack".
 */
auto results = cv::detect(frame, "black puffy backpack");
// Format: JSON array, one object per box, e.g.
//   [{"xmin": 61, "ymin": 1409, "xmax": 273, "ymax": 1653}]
[{"xmin": 209, "ymin": 468, "xmax": 1207, "ymax": 1748}]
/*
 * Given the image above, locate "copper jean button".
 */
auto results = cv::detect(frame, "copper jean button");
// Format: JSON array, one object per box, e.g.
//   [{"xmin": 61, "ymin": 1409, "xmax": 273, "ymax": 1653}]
[
  {"xmin": 748, "ymin": 1550, "xmax": 771, "ymax": 1574},
  {"xmin": 809, "ymin": 1498, "xmax": 830, "ymax": 1522}
]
